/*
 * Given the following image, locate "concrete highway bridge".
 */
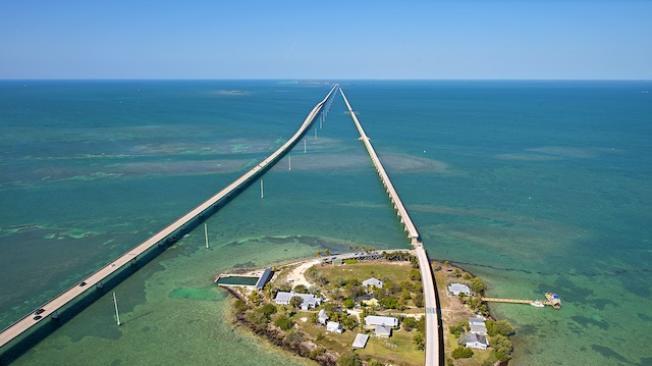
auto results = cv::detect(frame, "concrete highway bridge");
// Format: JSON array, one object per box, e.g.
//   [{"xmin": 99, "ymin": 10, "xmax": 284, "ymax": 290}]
[
  {"xmin": 0, "ymin": 84, "xmax": 445, "ymax": 366},
  {"xmin": 340, "ymin": 88, "xmax": 444, "ymax": 366},
  {"xmin": 0, "ymin": 85, "xmax": 337, "ymax": 363}
]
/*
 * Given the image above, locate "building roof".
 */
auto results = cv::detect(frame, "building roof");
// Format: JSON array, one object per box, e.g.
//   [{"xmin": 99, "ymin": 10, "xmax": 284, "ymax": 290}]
[
  {"xmin": 470, "ymin": 323, "xmax": 487, "ymax": 334},
  {"xmin": 448, "ymin": 283, "xmax": 471, "ymax": 295},
  {"xmin": 365, "ymin": 315, "xmax": 398, "ymax": 327},
  {"xmin": 352, "ymin": 333, "xmax": 369, "ymax": 349},
  {"xmin": 318, "ymin": 309, "xmax": 329, "ymax": 321},
  {"xmin": 375, "ymin": 325, "xmax": 392, "ymax": 337},
  {"xmin": 255, "ymin": 268, "xmax": 273, "ymax": 290},
  {"xmin": 326, "ymin": 321, "xmax": 342, "ymax": 332},
  {"xmin": 362, "ymin": 277, "xmax": 383, "ymax": 287},
  {"xmin": 463, "ymin": 332, "xmax": 488, "ymax": 345},
  {"xmin": 274, "ymin": 292, "xmax": 321, "ymax": 306},
  {"xmin": 468, "ymin": 315, "xmax": 486, "ymax": 325}
]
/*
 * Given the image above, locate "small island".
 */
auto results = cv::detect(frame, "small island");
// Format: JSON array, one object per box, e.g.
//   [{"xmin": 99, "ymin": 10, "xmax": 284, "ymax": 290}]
[{"xmin": 216, "ymin": 250, "xmax": 517, "ymax": 366}]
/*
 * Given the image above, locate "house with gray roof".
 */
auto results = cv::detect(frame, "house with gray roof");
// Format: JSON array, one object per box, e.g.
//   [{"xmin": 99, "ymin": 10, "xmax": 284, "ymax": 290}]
[
  {"xmin": 468, "ymin": 315, "xmax": 487, "ymax": 336},
  {"xmin": 448, "ymin": 283, "xmax": 471, "ymax": 296},
  {"xmin": 374, "ymin": 325, "xmax": 392, "ymax": 338},
  {"xmin": 462, "ymin": 332, "xmax": 489, "ymax": 350},
  {"xmin": 273, "ymin": 292, "xmax": 322, "ymax": 310},
  {"xmin": 364, "ymin": 315, "xmax": 398, "ymax": 329},
  {"xmin": 362, "ymin": 277, "xmax": 383, "ymax": 289}
]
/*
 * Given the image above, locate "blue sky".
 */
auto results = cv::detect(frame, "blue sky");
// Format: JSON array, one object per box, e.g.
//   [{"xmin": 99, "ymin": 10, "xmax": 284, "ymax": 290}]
[{"xmin": 1, "ymin": 1, "xmax": 651, "ymax": 79}]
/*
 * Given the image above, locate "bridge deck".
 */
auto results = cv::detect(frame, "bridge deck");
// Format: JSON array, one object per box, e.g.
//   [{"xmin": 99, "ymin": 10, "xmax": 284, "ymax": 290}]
[
  {"xmin": 0, "ymin": 85, "xmax": 337, "ymax": 351},
  {"xmin": 339, "ymin": 88, "xmax": 442, "ymax": 366}
]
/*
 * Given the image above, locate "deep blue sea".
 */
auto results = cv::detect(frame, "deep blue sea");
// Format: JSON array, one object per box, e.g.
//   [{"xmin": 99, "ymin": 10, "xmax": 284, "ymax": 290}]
[{"xmin": 0, "ymin": 80, "xmax": 650, "ymax": 365}]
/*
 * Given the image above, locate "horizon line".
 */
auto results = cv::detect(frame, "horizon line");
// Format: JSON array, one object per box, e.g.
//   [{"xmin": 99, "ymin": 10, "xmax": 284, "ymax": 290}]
[{"xmin": 1, "ymin": 78, "xmax": 651, "ymax": 82}]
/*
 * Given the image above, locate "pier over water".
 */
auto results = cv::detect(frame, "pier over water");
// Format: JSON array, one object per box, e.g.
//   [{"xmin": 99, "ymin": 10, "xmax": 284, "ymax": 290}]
[{"xmin": 0, "ymin": 85, "xmax": 337, "ymax": 361}]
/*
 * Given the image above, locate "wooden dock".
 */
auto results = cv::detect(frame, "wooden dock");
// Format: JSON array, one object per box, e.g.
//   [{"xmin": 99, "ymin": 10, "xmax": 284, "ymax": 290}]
[
  {"xmin": 482, "ymin": 294, "xmax": 561, "ymax": 309},
  {"xmin": 482, "ymin": 297, "xmax": 535, "ymax": 305}
]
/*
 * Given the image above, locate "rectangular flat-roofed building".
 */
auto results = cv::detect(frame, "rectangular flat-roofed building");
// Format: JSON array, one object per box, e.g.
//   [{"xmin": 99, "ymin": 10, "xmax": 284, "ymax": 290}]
[{"xmin": 364, "ymin": 315, "xmax": 398, "ymax": 329}]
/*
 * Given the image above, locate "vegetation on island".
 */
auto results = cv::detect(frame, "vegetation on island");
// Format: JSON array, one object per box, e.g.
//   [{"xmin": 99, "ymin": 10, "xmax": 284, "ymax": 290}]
[
  {"xmin": 228, "ymin": 252, "xmax": 426, "ymax": 366},
  {"xmin": 225, "ymin": 253, "xmax": 516, "ymax": 366},
  {"xmin": 435, "ymin": 260, "xmax": 515, "ymax": 366}
]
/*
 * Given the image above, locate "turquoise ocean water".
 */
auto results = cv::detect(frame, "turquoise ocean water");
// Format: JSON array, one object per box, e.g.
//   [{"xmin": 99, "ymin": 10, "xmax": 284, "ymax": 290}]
[{"xmin": 0, "ymin": 81, "xmax": 650, "ymax": 365}]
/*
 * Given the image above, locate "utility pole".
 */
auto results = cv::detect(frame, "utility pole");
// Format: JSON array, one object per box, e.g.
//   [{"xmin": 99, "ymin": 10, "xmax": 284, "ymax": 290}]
[
  {"xmin": 112, "ymin": 291, "xmax": 121, "ymax": 326},
  {"xmin": 204, "ymin": 223, "xmax": 209, "ymax": 249}
]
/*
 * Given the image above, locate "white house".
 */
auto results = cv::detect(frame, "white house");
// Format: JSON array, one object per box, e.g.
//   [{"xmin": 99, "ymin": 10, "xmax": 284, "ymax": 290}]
[
  {"xmin": 352, "ymin": 333, "xmax": 369, "ymax": 349},
  {"xmin": 326, "ymin": 321, "xmax": 343, "ymax": 334},
  {"xmin": 317, "ymin": 309, "xmax": 329, "ymax": 325},
  {"xmin": 374, "ymin": 325, "xmax": 392, "ymax": 338},
  {"xmin": 274, "ymin": 292, "xmax": 322, "ymax": 310},
  {"xmin": 448, "ymin": 283, "xmax": 471, "ymax": 296},
  {"xmin": 463, "ymin": 333, "xmax": 489, "ymax": 350},
  {"xmin": 364, "ymin": 315, "xmax": 398, "ymax": 329},
  {"xmin": 362, "ymin": 277, "xmax": 383, "ymax": 289}
]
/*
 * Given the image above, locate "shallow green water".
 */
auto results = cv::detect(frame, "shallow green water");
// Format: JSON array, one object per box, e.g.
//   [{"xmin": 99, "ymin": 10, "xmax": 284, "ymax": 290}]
[{"xmin": 1, "ymin": 81, "xmax": 651, "ymax": 365}]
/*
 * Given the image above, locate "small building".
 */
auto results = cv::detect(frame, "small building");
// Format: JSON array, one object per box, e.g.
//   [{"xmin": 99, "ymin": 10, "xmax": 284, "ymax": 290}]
[
  {"xmin": 274, "ymin": 292, "xmax": 322, "ymax": 310},
  {"xmin": 463, "ymin": 332, "xmax": 489, "ymax": 350},
  {"xmin": 352, "ymin": 333, "xmax": 369, "ymax": 349},
  {"xmin": 469, "ymin": 315, "xmax": 487, "ymax": 336},
  {"xmin": 448, "ymin": 283, "xmax": 471, "ymax": 296},
  {"xmin": 255, "ymin": 268, "xmax": 273, "ymax": 291},
  {"xmin": 326, "ymin": 321, "xmax": 343, "ymax": 334},
  {"xmin": 374, "ymin": 325, "xmax": 392, "ymax": 338},
  {"xmin": 365, "ymin": 315, "xmax": 398, "ymax": 329},
  {"xmin": 318, "ymin": 309, "xmax": 329, "ymax": 325},
  {"xmin": 362, "ymin": 277, "xmax": 383, "ymax": 289}
]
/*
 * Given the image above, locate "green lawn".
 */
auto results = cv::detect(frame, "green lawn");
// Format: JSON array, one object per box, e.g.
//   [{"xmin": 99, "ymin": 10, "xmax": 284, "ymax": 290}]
[
  {"xmin": 309, "ymin": 262, "xmax": 413, "ymax": 286},
  {"xmin": 359, "ymin": 329, "xmax": 424, "ymax": 366}
]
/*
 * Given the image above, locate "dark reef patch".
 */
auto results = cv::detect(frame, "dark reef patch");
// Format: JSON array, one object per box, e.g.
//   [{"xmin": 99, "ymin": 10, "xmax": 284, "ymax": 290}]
[
  {"xmin": 571, "ymin": 315, "xmax": 609, "ymax": 330},
  {"xmin": 591, "ymin": 344, "xmax": 631, "ymax": 364}
]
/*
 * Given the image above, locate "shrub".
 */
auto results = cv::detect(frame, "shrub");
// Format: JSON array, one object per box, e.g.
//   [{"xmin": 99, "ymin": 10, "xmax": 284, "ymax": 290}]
[
  {"xmin": 337, "ymin": 352, "xmax": 361, "ymax": 366},
  {"xmin": 413, "ymin": 292, "xmax": 424, "ymax": 307},
  {"xmin": 274, "ymin": 315, "xmax": 294, "ymax": 331},
  {"xmin": 491, "ymin": 334, "xmax": 513, "ymax": 361},
  {"xmin": 413, "ymin": 332, "xmax": 425, "ymax": 350},
  {"xmin": 289, "ymin": 296, "xmax": 304, "ymax": 309},
  {"xmin": 449, "ymin": 322, "xmax": 466, "ymax": 337},
  {"xmin": 402, "ymin": 317, "xmax": 418, "ymax": 331},
  {"xmin": 258, "ymin": 303, "xmax": 277, "ymax": 317},
  {"xmin": 233, "ymin": 299, "xmax": 248, "ymax": 312},
  {"xmin": 248, "ymin": 291, "xmax": 261, "ymax": 305},
  {"xmin": 470, "ymin": 277, "xmax": 486, "ymax": 294},
  {"xmin": 343, "ymin": 298, "xmax": 355, "ymax": 309},
  {"xmin": 293, "ymin": 284, "xmax": 309, "ymax": 294},
  {"xmin": 379, "ymin": 296, "xmax": 399, "ymax": 309},
  {"xmin": 342, "ymin": 315, "xmax": 359, "ymax": 330},
  {"xmin": 486, "ymin": 320, "xmax": 514, "ymax": 336},
  {"xmin": 410, "ymin": 269, "xmax": 421, "ymax": 281},
  {"xmin": 246, "ymin": 310, "xmax": 269, "ymax": 332},
  {"xmin": 416, "ymin": 316, "xmax": 425, "ymax": 333},
  {"xmin": 452, "ymin": 347, "xmax": 474, "ymax": 359}
]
